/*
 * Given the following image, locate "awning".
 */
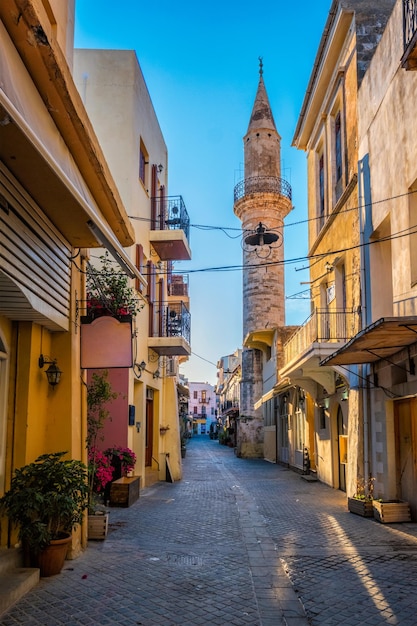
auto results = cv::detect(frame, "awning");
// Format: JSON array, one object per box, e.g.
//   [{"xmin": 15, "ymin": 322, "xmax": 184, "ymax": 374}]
[{"xmin": 320, "ymin": 317, "xmax": 417, "ymax": 366}]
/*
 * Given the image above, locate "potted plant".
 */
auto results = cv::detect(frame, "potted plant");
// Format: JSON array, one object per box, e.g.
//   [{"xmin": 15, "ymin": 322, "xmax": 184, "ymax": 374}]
[
  {"xmin": 0, "ymin": 452, "xmax": 88, "ymax": 577},
  {"xmin": 373, "ymin": 499, "xmax": 411, "ymax": 523},
  {"xmin": 347, "ymin": 477, "xmax": 374, "ymax": 517},
  {"xmin": 103, "ymin": 446, "xmax": 137, "ymax": 477},
  {"xmin": 85, "ymin": 252, "xmax": 141, "ymax": 320}
]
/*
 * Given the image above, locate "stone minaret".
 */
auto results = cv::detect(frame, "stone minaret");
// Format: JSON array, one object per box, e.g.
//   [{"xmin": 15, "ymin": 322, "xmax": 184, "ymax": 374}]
[{"xmin": 233, "ymin": 60, "xmax": 292, "ymax": 458}]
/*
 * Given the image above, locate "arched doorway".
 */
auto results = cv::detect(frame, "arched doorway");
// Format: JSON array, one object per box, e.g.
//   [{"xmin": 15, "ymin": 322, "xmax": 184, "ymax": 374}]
[{"xmin": 337, "ymin": 404, "xmax": 346, "ymax": 492}]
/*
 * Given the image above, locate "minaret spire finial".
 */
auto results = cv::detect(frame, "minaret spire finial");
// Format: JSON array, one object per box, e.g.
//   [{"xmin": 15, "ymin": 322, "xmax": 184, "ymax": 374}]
[{"xmin": 258, "ymin": 56, "xmax": 263, "ymax": 77}]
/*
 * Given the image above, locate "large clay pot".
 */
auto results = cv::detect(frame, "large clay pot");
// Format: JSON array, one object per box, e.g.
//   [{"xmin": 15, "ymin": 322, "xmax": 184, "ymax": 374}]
[{"xmin": 35, "ymin": 533, "xmax": 72, "ymax": 577}]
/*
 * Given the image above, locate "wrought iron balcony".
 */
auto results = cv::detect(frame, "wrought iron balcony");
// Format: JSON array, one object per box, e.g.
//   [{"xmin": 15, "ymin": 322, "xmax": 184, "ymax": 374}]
[
  {"xmin": 148, "ymin": 301, "xmax": 191, "ymax": 356},
  {"xmin": 220, "ymin": 400, "xmax": 240, "ymax": 414},
  {"xmin": 283, "ymin": 308, "xmax": 358, "ymax": 365},
  {"xmin": 234, "ymin": 176, "xmax": 292, "ymax": 203},
  {"xmin": 150, "ymin": 196, "xmax": 191, "ymax": 261},
  {"xmin": 402, "ymin": 0, "xmax": 417, "ymax": 69}
]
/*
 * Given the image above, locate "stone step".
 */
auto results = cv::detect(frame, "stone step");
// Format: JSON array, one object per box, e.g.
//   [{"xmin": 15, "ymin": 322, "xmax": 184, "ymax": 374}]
[
  {"xmin": 0, "ymin": 548, "xmax": 21, "ymax": 575},
  {"xmin": 0, "ymin": 568, "xmax": 40, "ymax": 616},
  {"xmin": 0, "ymin": 549, "xmax": 39, "ymax": 617}
]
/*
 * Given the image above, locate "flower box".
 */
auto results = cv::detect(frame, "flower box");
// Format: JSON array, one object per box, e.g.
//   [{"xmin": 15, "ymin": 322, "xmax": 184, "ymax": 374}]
[
  {"xmin": 88, "ymin": 512, "xmax": 109, "ymax": 540},
  {"xmin": 373, "ymin": 500, "xmax": 411, "ymax": 523},
  {"xmin": 347, "ymin": 497, "xmax": 374, "ymax": 517}
]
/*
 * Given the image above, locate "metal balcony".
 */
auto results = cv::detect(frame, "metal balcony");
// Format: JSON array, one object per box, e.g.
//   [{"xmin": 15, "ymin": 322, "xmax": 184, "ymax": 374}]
[
  {"xmin": 148, "ymin": 301, "xmax": 191, "ymax": 356},
  {"xmin": 402, "ymin": 0, "xmax": 417, "ymax": 69},
  {"xmin": 234, "ymin": 176, "xmax": 292, "ymax": 203},
  {"xmin": 283, "ymin": 308, "xmax": 357, "ymax": 365},
  {"xmin": 150, "ymin": 196, "xmax": 191, "ymax": 261}
]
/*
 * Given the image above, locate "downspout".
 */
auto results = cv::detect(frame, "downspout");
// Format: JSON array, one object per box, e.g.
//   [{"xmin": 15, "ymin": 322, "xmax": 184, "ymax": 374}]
[{"xmin": 358, "ymin": 155, "xmax": 373, "ymax": 486}]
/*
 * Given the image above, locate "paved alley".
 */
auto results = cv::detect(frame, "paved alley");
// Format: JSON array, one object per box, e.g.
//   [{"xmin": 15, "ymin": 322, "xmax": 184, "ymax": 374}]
[{"xmin": 2, "ymin": 436, "xmax": 417, "ymax": 626}]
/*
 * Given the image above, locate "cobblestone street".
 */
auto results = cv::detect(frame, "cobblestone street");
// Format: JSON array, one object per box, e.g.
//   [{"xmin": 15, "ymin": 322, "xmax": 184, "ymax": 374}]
[{"xmin": 2, "ymin": 435, "xmax": 417, "ymax": 626}]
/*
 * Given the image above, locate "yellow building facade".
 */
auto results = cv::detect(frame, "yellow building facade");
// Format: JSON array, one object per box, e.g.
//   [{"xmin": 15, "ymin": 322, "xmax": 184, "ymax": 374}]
[{"xmin": 0, "ymin": 0, "xmax": 140, "ymax": 555}]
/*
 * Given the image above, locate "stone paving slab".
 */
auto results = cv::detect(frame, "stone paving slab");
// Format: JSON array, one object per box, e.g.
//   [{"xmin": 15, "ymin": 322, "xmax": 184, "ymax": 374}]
[{"xmin": 2, "ymin": 436, "xmax": 417, "ymax": 625}]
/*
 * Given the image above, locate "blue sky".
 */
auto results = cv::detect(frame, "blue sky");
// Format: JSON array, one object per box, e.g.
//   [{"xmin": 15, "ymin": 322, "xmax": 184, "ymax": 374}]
[{"xmin": 74, "ymin": 0, "xmax": 332, "ymax": 385}]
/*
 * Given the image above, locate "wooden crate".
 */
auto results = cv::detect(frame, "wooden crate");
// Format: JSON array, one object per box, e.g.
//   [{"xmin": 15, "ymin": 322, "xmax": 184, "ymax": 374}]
[
  {"xmin": 110, "ymin": 476, "xmax": 140, "ymax": 507},
  {"xmin": 88, "ymin": 513, "xmax": 109, "ymax": 540},
  {"xmin": 347, "ymin": 497, "xmax": 374, "ymax": 517},
  {"xmin": 373, "ymin": 500, "xmax": 411, "ymax": 523}
]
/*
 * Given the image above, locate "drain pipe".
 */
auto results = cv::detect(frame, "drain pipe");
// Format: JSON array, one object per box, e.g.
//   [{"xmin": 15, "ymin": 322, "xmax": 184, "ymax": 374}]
[{"xmin": 358, "ymin": 156, "xmax": 373, "ymax": 488}]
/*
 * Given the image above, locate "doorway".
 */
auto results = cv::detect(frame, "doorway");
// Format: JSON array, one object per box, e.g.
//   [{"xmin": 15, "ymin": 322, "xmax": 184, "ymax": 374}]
[
  {"xmin": 0, "ymin": 334, "xmax": 7, "ymax": 494},
  {"xmin": 394, "ymin": 398, "xmax": 417, "ymax": 520},
  {"xmin": 145, "ymin": 388, "xmax": 154, "ymax": 467},
  {"xmin": 337, "ymin": 405, "xmax": 346, "ymax": 492}
]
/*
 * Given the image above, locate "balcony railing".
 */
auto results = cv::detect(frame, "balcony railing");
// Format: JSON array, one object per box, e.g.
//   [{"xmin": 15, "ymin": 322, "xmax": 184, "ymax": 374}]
[
  {"xmin": 402, "ymin": 0, "xmax": 417, "ymax": 69},
  {"xmin": 283, "ymin": 308, "xmax": 357, "ymax": 365},
  {"xmin": 234, "ymin": 176, "xmax": 292, "ymax": 203},
  {"xmin": 220, "ymin": 400, "xmax": 240, "ymax": 413},
  {"xmin": 151, "ymin": 195, "xmax": 190, "ymax": 241},
  {"xmin": 150, "ymin": 301, "xmax": 191, "ymax": 344}
]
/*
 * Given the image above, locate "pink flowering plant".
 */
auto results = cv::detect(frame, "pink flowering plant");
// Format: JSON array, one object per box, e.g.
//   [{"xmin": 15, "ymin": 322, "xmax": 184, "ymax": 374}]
[
  {"xmin": 88, "ymin": 447, "xmax": 114, "ymax": 494},
  {"xmin": 104, "ymin": 446, "xmax": 136, "ymax": 477},
  {"xmin": 86, "ymin": 371, "xmax": 118, "ymax": 513}
]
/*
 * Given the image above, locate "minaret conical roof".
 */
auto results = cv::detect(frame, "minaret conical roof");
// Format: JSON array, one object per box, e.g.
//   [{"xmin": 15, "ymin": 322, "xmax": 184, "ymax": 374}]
[{"xmin": 246, "ymin": 59, "xmax": 277, "ymax": 134}]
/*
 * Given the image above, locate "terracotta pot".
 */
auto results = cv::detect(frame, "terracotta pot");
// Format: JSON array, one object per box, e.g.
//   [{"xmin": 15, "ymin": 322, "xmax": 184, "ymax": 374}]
[{"xmin": 34, "ymin": 533, "xmax": 72, "ymax": 577}]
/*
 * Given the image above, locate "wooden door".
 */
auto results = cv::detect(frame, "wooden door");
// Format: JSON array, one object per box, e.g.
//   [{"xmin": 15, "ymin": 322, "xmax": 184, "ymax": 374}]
[
  {"xmin": 395, "ymin": 398, "xmax": 417, "ymax": 520},
  {"xmin": 145, "ymin": 396, "xmax": 154, "ymax": 467}
]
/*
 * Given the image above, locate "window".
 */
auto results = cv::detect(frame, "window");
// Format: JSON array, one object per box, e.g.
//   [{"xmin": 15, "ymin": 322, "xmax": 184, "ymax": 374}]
[
  {"xmin": 409, "ymin": 180, "xmax": 417, "ymax": 286},
  {"xmin": 193, "ymin": 406, "xmax": 197, "ymax": 414},
  {"xmin": 335, "ymin": 112, "xmax": 342, "ymax": 183},
  {"xmin": 334, "ymin": 109, "xmax": 344, "ymax": 201},
  {"xmin": 201, "ymin": 390, "xmax": 206, "ymax": 402},
  {"xmin": 139, "ymin": 140, "xmax": 148, "ymax": 185},
  {"xmin": 201, "ymin": 406, "xmax": 206, "ymax": 416},
  {"xmin": 193, "ymin": 390, "xmax": 197, "ymax": 399},
  {"xmin": 319, "ymin": 153, "xmax": 325, "ymax": 230}
]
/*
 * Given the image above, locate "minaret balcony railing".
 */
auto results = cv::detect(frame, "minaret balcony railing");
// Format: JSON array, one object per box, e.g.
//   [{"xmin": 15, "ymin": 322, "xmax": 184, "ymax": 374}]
[
  {"xmin": 402, "ymin": 0, "xmax": 417, "ymax": 69},
  {"xmin": 234, "ymin": 176, "xmax": 292, "ymax": 203}
]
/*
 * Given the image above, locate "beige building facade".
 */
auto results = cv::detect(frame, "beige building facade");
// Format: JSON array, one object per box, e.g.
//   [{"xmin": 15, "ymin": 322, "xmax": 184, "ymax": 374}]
[
  {"xmin": 279, "ymin": 0, "xmax": 395, "ymax": 494},
  {"xmin": 325, "ymin": 0, "xmax": 417, "ymax": 519},
  {"xmin": 73, "ymin": 49, "xmax": 191, "ymax": 486}
]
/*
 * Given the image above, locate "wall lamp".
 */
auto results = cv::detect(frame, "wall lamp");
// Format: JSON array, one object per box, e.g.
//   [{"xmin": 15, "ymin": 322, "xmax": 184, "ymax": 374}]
[
  {"xmin": 153, "ymin": 369, "xmax": 161, "ymax": 379},
  {"xmin": 133, "ymin": 360, "xmax": 147, "ymax": 379},
  {"xmin": 39, "ymin": 354, "xmax": 62, "ymax": 388}
]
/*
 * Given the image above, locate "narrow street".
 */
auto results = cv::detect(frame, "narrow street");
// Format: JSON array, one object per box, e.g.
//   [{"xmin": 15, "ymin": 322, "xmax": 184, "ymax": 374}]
[{"xmin": 2, "ymin": 436, "xmax": 417, "ymax": 626}]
